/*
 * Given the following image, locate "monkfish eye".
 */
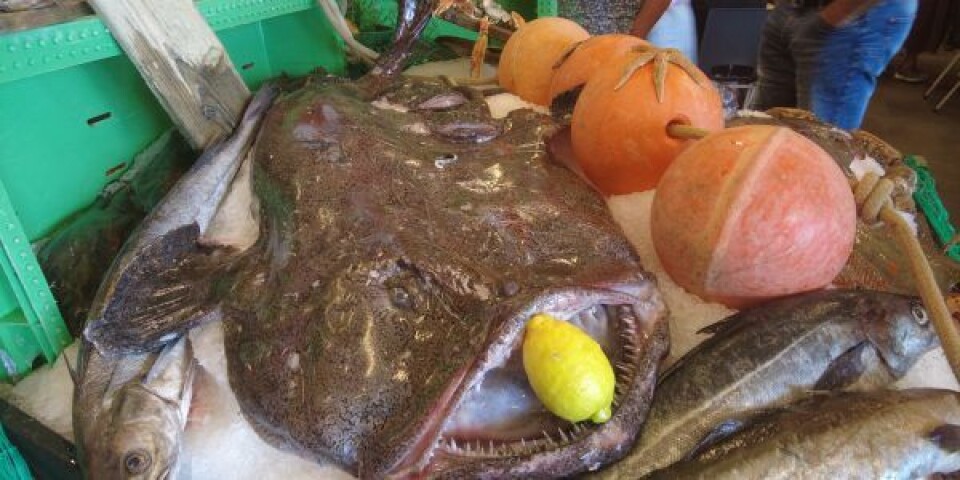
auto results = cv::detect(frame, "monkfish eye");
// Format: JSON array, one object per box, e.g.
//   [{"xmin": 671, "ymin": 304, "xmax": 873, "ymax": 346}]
[
  {"xmin": 124, "ymin": 449, "xmax": 151, "ymax": 475},
  {"xmin": 391, "ymin": 287, "xmax": 415, "ymax": 310},
  {"xmin": 910, "ymin": 302, "xmax": 928, "ymax": 325}
]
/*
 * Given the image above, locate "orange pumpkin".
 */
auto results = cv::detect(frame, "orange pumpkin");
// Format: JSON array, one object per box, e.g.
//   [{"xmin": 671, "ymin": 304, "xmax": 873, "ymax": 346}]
[
  {"xmin": 651, "ymin": 125, "xmax": 857, "ymax": 308},
  {"xmin": 548, "ymin": 34, "xmax": 648, "ymax": 103},
  {"xmin": 570, "ymin": 46, "xmax": 724, "ymax": 195},
  {"xmin": 498, "ymin": 17, "xmax": 590, "ymax": 106}
]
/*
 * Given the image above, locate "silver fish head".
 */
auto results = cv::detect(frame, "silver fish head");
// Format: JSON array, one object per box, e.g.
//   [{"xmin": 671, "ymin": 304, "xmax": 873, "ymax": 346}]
[
  {"xmin": 863, "ymin": 293, "xmax": 937, "ymax": 378},
  {"xmin": 78, "ymin": 337, "xmax": 195, "ymax": 480},
  {"xmin": 86, "ymin": 385, "xmax": 184, "ymax": 480}
]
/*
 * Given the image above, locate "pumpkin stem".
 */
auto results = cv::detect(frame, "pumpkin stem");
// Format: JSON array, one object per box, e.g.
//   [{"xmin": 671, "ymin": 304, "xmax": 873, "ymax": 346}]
[
  {"xmin": 615, "ymin": 46, "xmax": 710, "ymax": 103},
  {"xmin": 666, "ymin": 123, "xmax": 710, "ymax": 140}
]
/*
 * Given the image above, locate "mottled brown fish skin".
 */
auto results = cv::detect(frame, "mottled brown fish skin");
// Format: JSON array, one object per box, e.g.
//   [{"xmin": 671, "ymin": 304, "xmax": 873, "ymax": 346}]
[{"xmin": 223, "ymin": 78, "xmax": 669, "ymax": 479}]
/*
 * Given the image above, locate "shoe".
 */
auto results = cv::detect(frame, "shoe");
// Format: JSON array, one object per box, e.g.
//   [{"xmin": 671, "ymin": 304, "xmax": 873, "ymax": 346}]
[{"xmin": 894, "ymin": 70, "xmax": 930, "ymax": 83}]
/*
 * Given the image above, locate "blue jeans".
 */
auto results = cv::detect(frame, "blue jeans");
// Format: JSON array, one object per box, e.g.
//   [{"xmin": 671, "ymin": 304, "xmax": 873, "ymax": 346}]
[
  {"xmin": 648, "ymin": 0, "xmax": 698, "ymax": 63},
  {"xmin": 754, "ymin": 0, "xmax": 917, "ymax": 130}
]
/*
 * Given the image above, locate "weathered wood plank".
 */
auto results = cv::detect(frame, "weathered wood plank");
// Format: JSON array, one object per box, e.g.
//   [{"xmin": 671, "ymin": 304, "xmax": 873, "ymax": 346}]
[
  {"xmin": 0, "ymin": 3, "xmax": 90, "ymax": 32},
  {"xmin": 87, "ymin": 0, "xmax": 250, "ymax": 149}
]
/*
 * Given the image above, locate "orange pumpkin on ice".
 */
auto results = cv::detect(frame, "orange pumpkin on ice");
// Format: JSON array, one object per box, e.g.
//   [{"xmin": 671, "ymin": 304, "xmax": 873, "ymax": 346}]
[
  {"xmin": 651, "ymin": 125, "xmax": 857, "ymax": 308},
  {"xmin": 571, "ymin": 46, "xmax": 724, "ymax": 195},
  {"xmin": 548, "ymin": 34, "xmax": 648, "ymax": 103},
  {"xmin": 498, "ymin": 17, "xmax": 590, "ymax": 106}
]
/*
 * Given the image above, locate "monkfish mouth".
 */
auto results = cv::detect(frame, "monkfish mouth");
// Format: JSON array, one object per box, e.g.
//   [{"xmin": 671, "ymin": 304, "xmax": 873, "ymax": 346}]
[{"xmin": 407, "ymin": 284, "xmax": 667, "ymax": 476}]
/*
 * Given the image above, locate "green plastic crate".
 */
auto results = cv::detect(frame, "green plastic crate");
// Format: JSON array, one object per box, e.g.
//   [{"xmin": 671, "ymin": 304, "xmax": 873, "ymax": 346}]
[
  {"xmin": 0, "ymin": 0, "xmax": 345, "ymax": 380},
  {"xmin": 0, "ymin": 424, "xmax": 31, "ymax": 480},
  {"xmin": 905, "ymin": 155, "xmax": 960, "ymax": 262}
]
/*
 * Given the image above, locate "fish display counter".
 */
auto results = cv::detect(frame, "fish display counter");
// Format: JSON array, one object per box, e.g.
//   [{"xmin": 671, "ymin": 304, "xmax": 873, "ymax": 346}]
[{"xmin": 1, "ymin": 0, "xmax": 960, "ymax": 479}]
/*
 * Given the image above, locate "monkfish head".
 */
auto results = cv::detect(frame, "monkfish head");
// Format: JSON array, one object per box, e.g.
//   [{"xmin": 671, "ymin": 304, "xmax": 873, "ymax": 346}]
[{"xmin": 258, "ymin": 245, "xmax": 670, "ymax": 478}]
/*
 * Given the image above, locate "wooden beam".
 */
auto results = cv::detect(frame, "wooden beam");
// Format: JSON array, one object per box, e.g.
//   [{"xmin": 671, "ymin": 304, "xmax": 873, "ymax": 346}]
[
  {"xmin": 0, "ymin": 3, "xmax": 91, "ymax": 32},
  {"xmin": 87, "ymin": 0, "xmax": 250, "ymax": 149}
]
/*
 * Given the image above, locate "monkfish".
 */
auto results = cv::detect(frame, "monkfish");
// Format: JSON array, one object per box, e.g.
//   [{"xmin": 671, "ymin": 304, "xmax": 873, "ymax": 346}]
[{"xmin": 76, "ymin": 1, "xmax": 670, "ymax": 477}]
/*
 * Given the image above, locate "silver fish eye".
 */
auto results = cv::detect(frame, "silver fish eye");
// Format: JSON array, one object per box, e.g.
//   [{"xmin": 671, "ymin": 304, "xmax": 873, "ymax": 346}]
[
  {"xmin": 911, "ymin": 303, "xmax": 928, "ymax": 325},
  {"xmin": 124, "ymin": 450, "xmax": 151, "ymax": 475}
]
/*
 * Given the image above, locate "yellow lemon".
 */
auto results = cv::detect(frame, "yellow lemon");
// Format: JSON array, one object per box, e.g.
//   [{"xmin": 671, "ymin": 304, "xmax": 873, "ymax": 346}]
[{"xmin": 522, "ymin": 313, "xmax": 615, "ymax": 424}]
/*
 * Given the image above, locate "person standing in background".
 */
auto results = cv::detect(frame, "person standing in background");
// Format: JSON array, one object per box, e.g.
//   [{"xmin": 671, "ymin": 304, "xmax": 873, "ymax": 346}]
[
  {"xmin": 753, "ymin": 0, "xmax": 918, "ymax": 130},
  {"xmin": 633, "ymin": 0, "xmax": 699, "ymax": 62},
  {"xmin": 894, "ymin": 0, "xmax": 950, "ymax": 83},
  {"xmin": 556, "ymin": 0, "xmax": 700, "ymax": 62}
]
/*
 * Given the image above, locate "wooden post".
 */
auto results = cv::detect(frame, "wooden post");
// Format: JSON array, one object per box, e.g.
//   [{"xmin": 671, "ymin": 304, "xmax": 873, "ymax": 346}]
[{"xmin": 87, "ymin": 0, "xmax": 250, "ymax": 150}]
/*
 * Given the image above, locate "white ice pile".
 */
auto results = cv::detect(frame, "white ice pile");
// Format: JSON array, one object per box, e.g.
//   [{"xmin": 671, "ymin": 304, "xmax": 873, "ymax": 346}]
[
  {"xmin": 607, "ymin": 191, "xmax": 734, "ymax": 365},
  {"xmin": 0, "ymin": 185, "xmax": 954, "ymax": 480}
]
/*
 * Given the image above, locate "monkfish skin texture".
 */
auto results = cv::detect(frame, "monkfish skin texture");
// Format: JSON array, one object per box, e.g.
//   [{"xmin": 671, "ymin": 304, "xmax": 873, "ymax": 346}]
[{"xmin": 216, "ymin": 79, "xmax": 670, "ymax": 478}]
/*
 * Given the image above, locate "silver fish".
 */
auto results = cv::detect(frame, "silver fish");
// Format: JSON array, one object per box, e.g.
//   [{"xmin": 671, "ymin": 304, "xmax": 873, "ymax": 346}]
[
  {"xmin": 82, "ymin": 83, "xmax": 280, "ymax": 356},
  {"xmin": 594, "ymin": 289, "xmax": 937, "ymax": 478},
  {"xmin": 648, "ymin": 389, "xmax": 960, "ymax": 479},
  {"xmin": 74, "ymin": 336, "xmax": 196, "ymax": 480}
]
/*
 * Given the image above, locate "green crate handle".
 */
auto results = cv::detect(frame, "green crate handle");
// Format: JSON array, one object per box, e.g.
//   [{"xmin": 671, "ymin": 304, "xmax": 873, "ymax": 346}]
[{"xmin": 905, "ymin": 155, "xmax": 960, "ymax": 262}]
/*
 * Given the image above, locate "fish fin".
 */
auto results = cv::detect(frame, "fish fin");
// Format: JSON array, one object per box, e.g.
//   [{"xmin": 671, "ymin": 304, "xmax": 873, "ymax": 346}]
[
  {"xmin": 142, "ymin": 336, "xmax": 197, "ymax": 406},
  {"xmin": 683, "ymin": 419, "xmax": 748, "ymax": 461},
  {"xmin": 813, "ymin": 341, "xmax": 870, "ymax": 391},
  {"xmin": 696, "ymin": 318, "xmax": 731, "ymax": 335},
  {"xmin": 929, "ymin": 425, "xmax": 960, "ymax": 452},
  {"xmin": 658, "ymin": 313, "xmax": 756, "ymax": 383},
  {"xmin": 695, "ymin": 311, "xmax": 757, "ymax": 337},
  {"xmin": 84, "ymin": 224, "xmax": 229, "ymax": 356}
]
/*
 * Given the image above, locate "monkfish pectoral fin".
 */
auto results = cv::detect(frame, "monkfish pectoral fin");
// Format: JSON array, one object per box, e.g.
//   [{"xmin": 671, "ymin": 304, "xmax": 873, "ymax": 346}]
[
  {"xmin": 929, "ymin": 425, "xmax": 960, "ymax": 452},
  {"xmin": 84, "ymin": 225, "xmax": 227, "ymax": 356},
  {"xmin": 813, "ymin": 341, "xmax": 870, "ymax": 391}
]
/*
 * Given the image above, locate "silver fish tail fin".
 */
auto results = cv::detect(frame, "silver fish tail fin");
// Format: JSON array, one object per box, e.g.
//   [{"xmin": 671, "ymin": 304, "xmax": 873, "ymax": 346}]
[{"xmin": 361, "ymin": 0, "xmax": 438, "ymax": 95}]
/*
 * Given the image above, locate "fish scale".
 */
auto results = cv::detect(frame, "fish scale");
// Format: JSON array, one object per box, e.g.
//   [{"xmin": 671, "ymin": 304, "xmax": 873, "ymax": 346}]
[
  {"xmin": 594, "ymin": 289, "xmax": 936, "ymax": 478},
  {"xmin": 649, "ymin": 389, "xmax": 960, "ymax": 479}
]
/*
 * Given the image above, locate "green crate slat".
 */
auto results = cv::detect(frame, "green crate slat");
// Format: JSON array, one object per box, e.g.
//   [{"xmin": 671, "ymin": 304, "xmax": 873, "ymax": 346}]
[
  {"xmin": 0, "ymin": 1, "xmax": 344, "ymax": 381},
  {"xmin": 0, "ymin": 0, "xmax": 316, "ymax": 85},
  {"xmin": 537, "ymin": 0, "xmax": 558, "ymax": 16},
  {"xmin": 0, "ymin": 179, "xmax": 69, "ymax": 378}
]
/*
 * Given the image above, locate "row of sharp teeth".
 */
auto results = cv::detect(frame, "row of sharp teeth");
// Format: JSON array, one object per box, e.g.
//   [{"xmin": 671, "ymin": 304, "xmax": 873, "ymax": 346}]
[
  {"xmin": 437, "ymin": 422, "xmax": 593, "ymax": 458},
  {"xmin": 436, "ymin": 305, "xmax": 644, "ymax": 459},
  {"xmin": 614, "ymin": 306, "xmax": 640, "ymax": 404}
]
